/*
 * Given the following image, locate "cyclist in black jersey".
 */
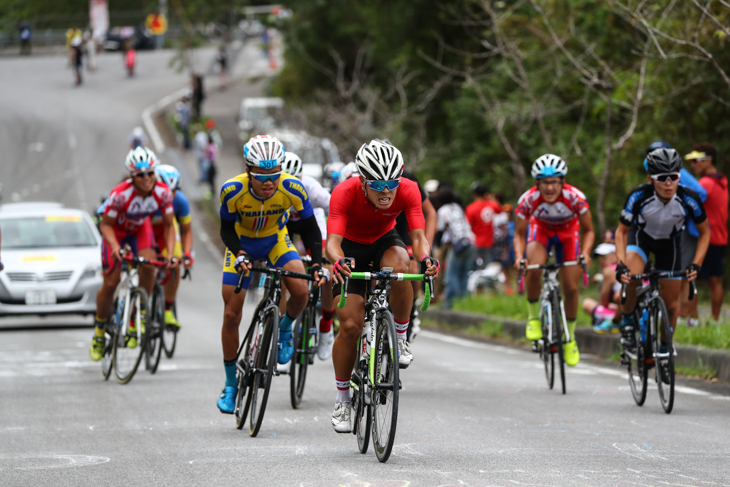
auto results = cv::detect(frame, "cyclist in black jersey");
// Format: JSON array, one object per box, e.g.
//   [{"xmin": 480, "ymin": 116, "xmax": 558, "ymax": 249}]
[{"xmin": 615, "ymin": 148, "xmax": 709, "ymax": 350}]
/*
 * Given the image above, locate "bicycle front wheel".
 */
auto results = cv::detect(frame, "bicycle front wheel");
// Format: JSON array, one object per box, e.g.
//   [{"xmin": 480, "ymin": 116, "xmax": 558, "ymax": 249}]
[
  {"xmin": 162, "ymin": 301, "xmax": 178, "ymax": 358},
  {"xmin": 371, "ymin": 311, "xmax": 399, "ymax": 463},
  {"xmin": 552, "ymin": 293, "xmax": 566, "ymax": 395},
  {"xmin": 235, "ymin": 318, "xmax": 257, "ymax": 430},
  {"xmin": 145, "ymin": 285, "xmax": 164, "ymax": 374},
  {"xmin": 113, "ymin": 287, "xmax": 148, "ymax": 384},
  {"xmin": 653, "ymin": 299, "xmax": 675, "ymax": 414},
  {"xmin": 627, "ymin": 313, "xmax": 648, "ymax": 406},
  {"xmin": 290, "ymin": 306, "xmax": 313, "ymax": 409},
  {"xmin": 248, "ymin": 306, "xmax": 279, "ymax": 437},
  {"xmin": 540, "ymin": 298, "xmax": 554, "ymax": 390},
  {"xmin": 101, "ymin": 298, "xmax": 119, "ymax": 381}
]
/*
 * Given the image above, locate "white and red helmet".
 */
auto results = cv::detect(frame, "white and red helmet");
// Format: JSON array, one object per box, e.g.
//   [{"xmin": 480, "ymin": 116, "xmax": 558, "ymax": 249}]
[{"xmin": 125, "ymin": 147, "xmax": 159, "ymax": 174}]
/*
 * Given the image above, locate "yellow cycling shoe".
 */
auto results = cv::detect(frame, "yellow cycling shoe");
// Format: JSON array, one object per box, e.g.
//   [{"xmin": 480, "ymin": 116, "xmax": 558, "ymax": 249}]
[
  {"xmin": 165, "ymin": 309, "xmax": 181, "ymax": 330},
  {"xmin": 89, "ymin": 336, "xmax": 104, "ymax": 361},
  {"xmin": 525, "ymin": 319, "xmax": 542, "ymax": 341},
  {"xmin": 127, "ymin": 314, "xmax": 146, "ymax": 349},
  {"xmin": 564, "ymin": 340, "xmax": 580, "ymax": 366}
]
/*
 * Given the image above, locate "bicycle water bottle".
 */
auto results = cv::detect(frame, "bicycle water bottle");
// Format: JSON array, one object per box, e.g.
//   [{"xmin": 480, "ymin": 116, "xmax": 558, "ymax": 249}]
[{"xmin": 639, "ymin": 309, "xmax": 648, "ymax": 343}]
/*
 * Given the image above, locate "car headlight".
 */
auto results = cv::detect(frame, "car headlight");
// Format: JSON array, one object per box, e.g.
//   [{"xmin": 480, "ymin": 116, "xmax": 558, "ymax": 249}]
[{"xmin": 81, "ymin": 265, "xmax": 102, "ymax": 280}]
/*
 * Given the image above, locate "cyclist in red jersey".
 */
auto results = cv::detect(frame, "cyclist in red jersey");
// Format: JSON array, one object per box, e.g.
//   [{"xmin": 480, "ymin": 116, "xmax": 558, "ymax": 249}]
[
  {"xmin": 326, "ymin": 140, "xmax": 439, "ymax": 433},
  {"xmin": 513, "ymin": 154, "xmax": 595, "ymax": 367},
  {"xmin": 89, "ymin": 147, "xmax": 178, "ymax": 361}
]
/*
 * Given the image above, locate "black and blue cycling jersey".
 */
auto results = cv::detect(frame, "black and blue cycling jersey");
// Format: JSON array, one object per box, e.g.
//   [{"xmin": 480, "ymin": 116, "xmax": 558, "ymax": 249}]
[{"xmin": 620, "ymin": 184, "xmax": 706, "ymax": 240}]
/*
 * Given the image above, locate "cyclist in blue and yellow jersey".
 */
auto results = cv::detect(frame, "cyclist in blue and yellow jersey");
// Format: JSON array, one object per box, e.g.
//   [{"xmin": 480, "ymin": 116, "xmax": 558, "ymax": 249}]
[
  {"xmin": 216, "ymin": 135, "xmax": 327, "ymax": 414},
  {"xmin": 152, "ymin": 165, "xmax": 194, "ymax": 331}
]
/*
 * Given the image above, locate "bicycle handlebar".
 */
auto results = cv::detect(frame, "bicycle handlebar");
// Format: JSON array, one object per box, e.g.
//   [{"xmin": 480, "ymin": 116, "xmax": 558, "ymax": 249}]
[
  {"xmin": 620, "ymin": 269, "xmax": 696, "ymax": 304},
  {"xmin": 337, "ymin": 272, "xmax": 434, "ymax": 312},
  {"xmin": 234, "ymin": 263, "xmax": 316, "ymax": 294},
  {"xmin": 518, "ymin": 255, "xmax": 589, "ymax": 294}
]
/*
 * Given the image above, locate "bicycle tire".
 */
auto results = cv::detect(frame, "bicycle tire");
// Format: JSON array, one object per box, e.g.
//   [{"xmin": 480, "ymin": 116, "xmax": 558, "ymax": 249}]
[
  {"xmin": 540, "ymin": 297, "xmax": 554, "ymax": 390},
  {"xmin": 235, "ymin": 318, "xmax": 257, "ymax": 430},
  {"xmin": 113, "ymin": 286, "xmax": 148, "ymax": 384},
  {"xmin": 162, "ymin": 301, "xmax": 178, "ymax": 358},
  {"xmin": 290, "ymin": 307, "xmax": 312, "ymax": 409},
  {"xmin": 145, "ymin": 284, "xmax": 164, "ymax": 374},
  {"xmin": 371, "ymin": 310, "xmax": 399, "ymax": 463},
  {"xmin": 654, "ymin": 298, "xmax": 675, "ymax": 414},
  {"xmin": 552, "ymin": 292, "xmax": 566, "ymax": 395},
  {"xmin": 627, "ymin": 310, "xmax": 648, "ymax": 406},
  {"xmin": 248, "ymin": 306, "xmax": 279, "ymax": 437},
  {"xmin": 353, "ymin": 342, "xmax": 371, "ymax": 454},
  {"xmin": 101, "ymin": 298, "xmax": 118, "ymax": 381}
]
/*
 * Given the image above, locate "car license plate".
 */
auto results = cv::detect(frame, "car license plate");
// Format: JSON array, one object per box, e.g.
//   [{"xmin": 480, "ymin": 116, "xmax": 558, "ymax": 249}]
[{"xmin": 25, "ymin": 290, "xmax": 57, "ymax": 305}]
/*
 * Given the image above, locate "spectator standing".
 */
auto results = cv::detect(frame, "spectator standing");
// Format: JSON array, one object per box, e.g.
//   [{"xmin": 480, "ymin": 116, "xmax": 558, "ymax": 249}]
[
  {"xmin": 193, "ymin": 124, "xmax": 209, "ymax": 183},
  {"xmin": 686, "ymin": 143, "xmax": 729, "ymax": 324},
  {"xmin": 587, "ymin": 242, "xmax": 623, "ymax": 332},
  {"xmin": 492, "ymin": 199, "xmax": 515, "ymax": 294},
  {"xmin": 437, "ymin": 187, "xmax": 475, "ymax": 309},
  {"xmin": 18, "ymin": 21, "xmax": 31, "ymax": 56},
  {"xmin": 191, "ymin": 74, "xmax": 205, "ymax": 120},
  {"xmin": 84, "ymin": 28, "xmax": 96, "ymax": 72},
  {"xmin": 175, "ymin": 96, "xmax": 192, "ymax": 150},
  {"xmin": 465, "ymin": 183, "xmax": 502, "ymax": 268},
  {"xmin": 66, "ymin": 26, "xmax": 82, "ymax": 66},
  {"xmin": 71, "ymin": 36, "xmax": 84, "ymax": 86},
  {"xmin": 216, "ymin": 45, "xmax": 228, "ymax": 90},
  {"xmin": 123, "ymin": 38, "xmax": 136, "ymax": 77},
  {"xmin": 204, "ymin": 133, "xmax": 219, "ymax": 200}
]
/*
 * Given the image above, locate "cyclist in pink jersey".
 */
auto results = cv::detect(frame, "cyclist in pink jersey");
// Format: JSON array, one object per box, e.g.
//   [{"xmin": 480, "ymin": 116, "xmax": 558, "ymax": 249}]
[
  {"xmin": 326, "ymin": 140, "xmax": 439, "ymax": 433},
  {"xmin": 89, "ymin": 147, "xmax": 178, "ymax": 361},
  {"xmin": 513, "ymin": 154, "xmax": 595, "ymax": 367}
]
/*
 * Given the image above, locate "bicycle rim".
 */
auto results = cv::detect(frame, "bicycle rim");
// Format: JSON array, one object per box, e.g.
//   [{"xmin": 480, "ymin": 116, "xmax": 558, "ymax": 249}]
[
  {"xmin": 553, "ymin": 293, "xmax": 566, "ymax": 395},
  {"xmin": 290, "ymin": 311, "xmax": 309, "ymax": 409},
  {"xmin": 541, "ymin": 299, "xmax": 554, "ymax": 389},
  {"xmin": 162, "ymin": 302, "xmax": 178, "ymax": 358},
  {"xmin": 113, "ymin": 287, "xmax": 148, "ymax": 384},
  {"xmin": 627, "ymin": 321, "xmax": 648, "ymax": 406},
  {"xmin": 654, "ymin": 299, "xmax": 675, "ymax": 414},
  {"xmin": 235, "ymin": 319, "xmax": 257, "ymax": 430},
  {"xmin": 371, "ymin": 311, "xmax": 399, "ymax": 463},
  {"xmin": 146, "ymin": 286, "xmax": 164, "ymax": 374},
  {"xmin": 249, "ymin": 307, "xmax": 279, "ymax": 437},
  {"xmin": 354, "ymin": 373, "xmax": 371, "ymax": 454},
  {"xmin": 101, "ymin": 299, "xmax": 118, "ymax": 381}
]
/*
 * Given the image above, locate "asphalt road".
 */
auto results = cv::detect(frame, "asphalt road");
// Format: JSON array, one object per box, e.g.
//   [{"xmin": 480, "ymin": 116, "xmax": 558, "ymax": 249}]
[{"xmin": 1, "ymin": 49, "xmax": 730, "ymax": 487}]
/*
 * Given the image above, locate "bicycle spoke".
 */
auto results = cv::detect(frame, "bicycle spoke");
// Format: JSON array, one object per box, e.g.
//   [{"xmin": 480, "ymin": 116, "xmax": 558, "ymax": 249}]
[{"xmin": 370, "ymin": 312, "xmax": 399, "ymax": 463}]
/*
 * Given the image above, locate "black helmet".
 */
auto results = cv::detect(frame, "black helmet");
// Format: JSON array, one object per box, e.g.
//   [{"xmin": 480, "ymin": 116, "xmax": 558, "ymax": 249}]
[{"xmin": 646, "ymin": 148, "xmax": 682, "ymax": 174}]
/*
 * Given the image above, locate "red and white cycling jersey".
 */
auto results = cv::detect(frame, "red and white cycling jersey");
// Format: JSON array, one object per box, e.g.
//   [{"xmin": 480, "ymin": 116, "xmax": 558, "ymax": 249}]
[
  {"xmin": 105, "ymin": 180, "xmax": 173, "ymax": 234},
  {"xmin": 516, "ymin": 183, "xmax": 589, "ymax": 228}
]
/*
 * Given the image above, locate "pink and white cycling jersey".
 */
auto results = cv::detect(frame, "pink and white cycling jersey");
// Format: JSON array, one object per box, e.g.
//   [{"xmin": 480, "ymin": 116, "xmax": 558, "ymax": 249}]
[
  {"xmin": 516, "ymin": 183, "xmax": 589, "ymax": 228},
  {"xmin": 105, "ymin": 180, "xmax": 173, "ymax": 234}
]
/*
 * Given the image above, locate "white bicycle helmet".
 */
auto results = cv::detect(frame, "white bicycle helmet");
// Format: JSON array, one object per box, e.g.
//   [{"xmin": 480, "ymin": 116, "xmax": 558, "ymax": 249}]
[
  {"xmin": 125, "ymin": 147, "xmax": 159, "ymax": 173},
  {"xmin": 355, "ymin": 140, "xmax": 404, "ymax": 181},
  {"xmin": 155, "ymin": 164, "xmax": 181, "ymax": 191},
  {"xmin": 243, "ymin": 135, "xmax": 286, "ymax": 169},
  {"xmin": 338, "ymin": 162, "xmax": 359, "ymax": 184},
  {"xmin": 282, "ymin": 152, "xmax": 303, "ymax": 178},
  {"xmin": 531, "ymin": 154, "xmax": 568, "ymax": 179}
]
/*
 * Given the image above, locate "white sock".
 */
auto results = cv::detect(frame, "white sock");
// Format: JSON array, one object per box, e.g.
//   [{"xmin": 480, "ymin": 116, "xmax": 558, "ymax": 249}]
[
  {"xmin": 394, "ymin": 318, "xmax": 409, "ymax": 340},
  {"xmin": 335, "ymin": 376, "xmax": 351, "ymax": 403}
]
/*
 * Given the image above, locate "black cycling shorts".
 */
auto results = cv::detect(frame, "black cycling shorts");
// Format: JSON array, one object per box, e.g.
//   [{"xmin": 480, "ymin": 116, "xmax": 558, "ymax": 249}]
[
  {"xmin": 333, "ymin": 229, "xmax": 407, "ymax": 298},
  {"xmin": 627, "ymin": 229, "xmax": 682, "ymax": 274}
]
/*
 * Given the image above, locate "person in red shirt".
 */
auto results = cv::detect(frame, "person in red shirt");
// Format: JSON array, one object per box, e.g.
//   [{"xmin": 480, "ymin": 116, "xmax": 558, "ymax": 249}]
[
  {"xmin": 326, "ymin": 140, "xmax": 438, "ymax": 433},
  {"xmin": 686, "ymin": 143, "xmax": 728, "ymax": 322},
  {"xmin": 465, "ymin": 183, "xmax": 502, "ymax": 268},
  {"xmin": 89, "ymin": 147, "xmax": 177, "ymax": 361}
]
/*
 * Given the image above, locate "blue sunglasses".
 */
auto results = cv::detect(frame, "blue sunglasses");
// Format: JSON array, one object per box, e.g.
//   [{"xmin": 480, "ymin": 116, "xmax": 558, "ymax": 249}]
[
  {"xmin": 366, "ymin": 179, "xmax": 400, "ymax": 192},
  {"xmin": 250, "ymin": 171, "xmax": 282, "ymax": 182}
]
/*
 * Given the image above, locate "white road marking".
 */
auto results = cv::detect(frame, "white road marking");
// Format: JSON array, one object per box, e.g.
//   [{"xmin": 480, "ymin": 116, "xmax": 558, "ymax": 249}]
[{"xmin": 141, "ymin": 87, "xmax": 189, "ymax": 154}]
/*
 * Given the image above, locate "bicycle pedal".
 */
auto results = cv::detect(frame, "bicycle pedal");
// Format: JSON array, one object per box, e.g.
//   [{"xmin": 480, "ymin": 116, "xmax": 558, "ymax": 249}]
[{"xmin": 531, "ymin": 341, "xmax": 539, "ymax": 353}]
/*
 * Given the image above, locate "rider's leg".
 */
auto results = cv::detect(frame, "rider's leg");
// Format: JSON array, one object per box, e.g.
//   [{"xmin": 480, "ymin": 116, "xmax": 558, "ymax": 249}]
[
  {"xmin": 524, "ymin": 241, "xmax": 547, "ymax": 339},
  {"xmin": 137, "ymin": 248, "xmax": 157, "ymax": 296},
  {"xmin": 658, "ymin": 279, "xmax": 681, "ymax": 343},
  {"xmin": 332, "ymin": 293, "xmax": 366, "ymax": 400},
  {"xmin": 382, "ymin": 246, "xmax": 412, "ymax": 337},
  {"xmin": 219, "ymin": 283, "xmax": 246, "ymax": 413},
  {"xmin": 618, "ymin": 250, "xmax": 645, "ymax": 347},
  {"xmin": 560, "ymin": 265, "xmax": 581, "ymax": 366},
  {"xmin": 278, "ymin": 259, "xmax": 309, "ymax": 364}
]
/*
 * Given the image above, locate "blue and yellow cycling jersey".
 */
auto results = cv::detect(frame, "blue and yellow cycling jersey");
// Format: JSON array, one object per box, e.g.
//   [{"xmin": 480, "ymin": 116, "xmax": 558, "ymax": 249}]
[
  {"xmin": 219, "ymin": 172, "xmax": 313, "ymax": 238},
  {"xmin": 151, "ymin": 190, "xmax": 191, "ymax": 226}
]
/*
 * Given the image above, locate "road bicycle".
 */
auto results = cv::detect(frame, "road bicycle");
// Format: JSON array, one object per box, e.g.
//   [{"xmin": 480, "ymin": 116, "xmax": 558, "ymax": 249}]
[
  {"xmin": 620, "ymin": 265, "xmax": 695, "ymax": 414},
  {"xmin": 519, "ymin": 256, "xmax": 588, "ymax": 394},
  {"xmin": 100, "ymin": 252, "xmax": 166, "ymax": 384},
  {"xmin": 338, "ymin": 267, "xmax": 433, "ymax": 463},
  {"xmin": 144, "ymin": 261, "xmax": 175, "ymax": 374},
  {"xmin": 162, "ymin": 268, "xmax": 191, "ymax": 359},
  {"xmin": 232, "ymin": 261, "xmax": 315, "ymax": 437}
]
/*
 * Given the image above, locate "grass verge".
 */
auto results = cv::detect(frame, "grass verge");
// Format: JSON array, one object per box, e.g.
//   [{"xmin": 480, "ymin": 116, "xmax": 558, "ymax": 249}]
[
  {"xmin": 676, "ymin": 363, "xmax": 718, "ymax": 381},
  {"xmin": 674, "ymin": 323, "xmax": 730, "ymax": 350},
  {"xmin": 452, "ymin": 293, "xmax": 595, "ymax": 327}
]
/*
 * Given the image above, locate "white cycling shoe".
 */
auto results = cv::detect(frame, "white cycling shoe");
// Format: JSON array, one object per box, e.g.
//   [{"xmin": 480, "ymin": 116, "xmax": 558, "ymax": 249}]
[
  {"xmin": 397, "ymin": 338, "xmax": 413, "ymax": 368},
  {"xmin": 318, "ymin": 329, "xmax": 334, "ymax": 361},
  {"xmin": 331, "ymin": 401, "xmax": 351, "ymax": 433}
]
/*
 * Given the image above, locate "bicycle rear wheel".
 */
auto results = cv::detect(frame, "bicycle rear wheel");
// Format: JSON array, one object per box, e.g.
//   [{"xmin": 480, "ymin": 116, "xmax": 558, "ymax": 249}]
[
  {"xmin": 145, "ymin": 285, "xmax": 164, "ymax": 374},
  {"xmin": 162, "ymin": 302, "xmax": 178, "ymax": 358},
  {"xmin": 653, "ymin": 299, "xmax": 675, "ymax": 414},
  {"xmin": 248, "ymin": 306, "xmax": 279, "ymax": 437},
  {"xmin": 113, "ymin": 287, "xmax": 148, "ymax": 384},
  {"xmin": 290, "ymin": 306, "xmax": 313, "ymax": 409},
  {"xmin": 371, "ymin": 311, "xmax": 399, "ymax": 463},
  {"xmin": 627, "ymin": 314, "xmax": 648, "ymax": 406},
  {"xmin": 101, "ymin": 300, "xmax": 118, "ymax": 381},
  {"xmin": 553, "ymin": 293, "xmax": 566, "ymax": 395},
  {"xmin": 540, "ymin": 298, "xmax": 554, "ymax": 390}
]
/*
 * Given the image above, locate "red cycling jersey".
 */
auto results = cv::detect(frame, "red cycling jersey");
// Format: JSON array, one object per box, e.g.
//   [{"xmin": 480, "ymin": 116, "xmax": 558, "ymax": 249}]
[
  {"xmin": 515, "ymin": 183, "xmax": 589, "ymax": 229},
  {"xmin": 105, "ymin": 180, "xmax": 173, "ymax": 234},
  {"xmin": 328, "ymin": 177, "xmax": 425, "ymax": 244}
]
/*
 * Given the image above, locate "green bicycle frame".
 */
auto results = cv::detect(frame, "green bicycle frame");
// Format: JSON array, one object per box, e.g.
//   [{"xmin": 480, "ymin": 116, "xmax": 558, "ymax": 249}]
[{"xmin": 337, "ymin": 272, "xmax": 432, "ymax": 311}]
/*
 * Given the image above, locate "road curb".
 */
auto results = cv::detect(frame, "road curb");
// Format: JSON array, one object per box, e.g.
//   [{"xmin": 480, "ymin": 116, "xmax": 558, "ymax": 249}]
[{"xmin": 422, "ymin": 308, "xmax": 730, "ymax": 381}]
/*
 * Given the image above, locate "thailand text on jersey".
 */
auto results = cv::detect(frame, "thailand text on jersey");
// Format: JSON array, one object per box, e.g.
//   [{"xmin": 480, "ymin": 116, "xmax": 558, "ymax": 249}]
[
  {"xmin": 104, "ymin": 180, "xmax": 173, "ymax": 234},
  {"xmin": 328, "ymin": 177, "xmax": 425, "ymax": 245},
  {"xmin": 620, "ymin": 184, "xmax": 707, "ymax": 240},
  {"xmin": 515, "ymin": 183, "xmax": 589, "ymax": 228},
  {"xmin": 219, "ymin": 172, "xmax": 314, "ymax": 238}
]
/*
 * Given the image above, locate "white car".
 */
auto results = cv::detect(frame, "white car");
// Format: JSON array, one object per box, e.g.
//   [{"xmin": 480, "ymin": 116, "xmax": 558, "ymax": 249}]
[{"xmin": 0, "ymin": 202, "xmax": 103, "ymax": 317}]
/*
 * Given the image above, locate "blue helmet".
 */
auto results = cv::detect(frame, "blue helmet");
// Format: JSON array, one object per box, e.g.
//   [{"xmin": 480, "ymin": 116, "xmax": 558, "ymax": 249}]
[
  {"xmin": 531, "ymin": 154, "xmax": 567, "ymax": 179},
  {"xmin": 155, "ymin": 164, "xmax": 181, "ymax": 191}
]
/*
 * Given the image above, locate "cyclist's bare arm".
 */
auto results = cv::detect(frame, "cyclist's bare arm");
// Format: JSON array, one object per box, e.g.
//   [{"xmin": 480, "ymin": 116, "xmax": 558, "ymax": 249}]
[
  {"xmin": 180, "ymin": 221, "xmax": 193, "ymax": 256},
  {"xmin": 422, "ymin": 198, "xmax": 437, "ymax": 247},
  {"xmin": 578, "ymin": 210, "xmax": 595, "ymax": 268},
  {"xmin": 162, "ymin": 212, "xmax": 178, "ymax": 267},
  {"xmin": 99, "ymin": 214, "xmax": 121, "ymax": 259},
  {"xmin": 326, "ymin": 233, "xmax": 352, "ymax": 283},
  {"xmin": 513, "ymin": 217, "xmax": 529, "ymax": 270},
  {"xmin": 409, "ymin": 228, "xmax": 437, "ymax": 275}
]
